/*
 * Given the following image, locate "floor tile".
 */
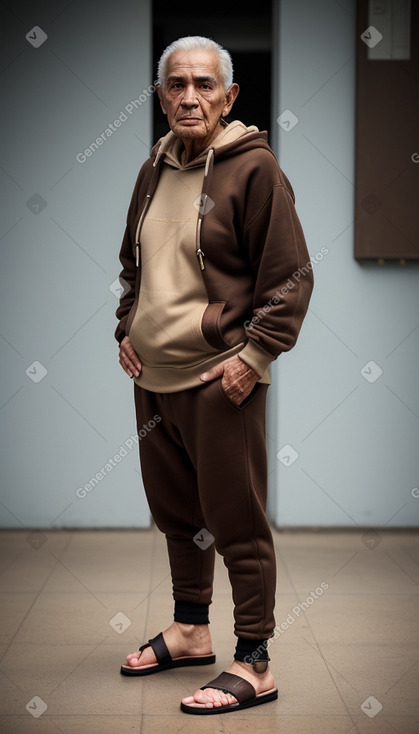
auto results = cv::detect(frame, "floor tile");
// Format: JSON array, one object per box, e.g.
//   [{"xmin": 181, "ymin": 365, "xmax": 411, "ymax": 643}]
[
  {"xmin": 0, "ymin": 528, "xmax": 417, "ymax": 734},
  {"xmin": 0, "ymin": 594, "xmax": 38, "ymax": 645}
]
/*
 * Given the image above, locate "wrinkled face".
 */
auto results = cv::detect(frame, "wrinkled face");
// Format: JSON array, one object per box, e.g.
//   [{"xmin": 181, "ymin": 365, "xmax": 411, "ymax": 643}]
[{"xmin": 157, "ymin": 48, "xmax": 238, "ymax": 150}]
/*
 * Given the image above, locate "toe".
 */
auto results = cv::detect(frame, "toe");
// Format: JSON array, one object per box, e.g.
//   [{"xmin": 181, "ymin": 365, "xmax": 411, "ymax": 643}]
[
  {"xmin": 182, "ymin": 687, "xmax": 237, "ymax": 709},
  {"xmin": 181, "ymin": 695, "xmax": 198, "ymax": 705},
  {"xmin": 182, "ymin": 689, "xmax": 213, "ymax": 708},
  {"xmin": 124, "ymin": 647, "xmax": 157, "ymax": 669},
  {"xmin": 210, "ymin": 689, "xmax": 237, "ymax": 707},
  {"xmin": 193, "ymin": 689, "xmax": 213, "ymax": 704},
  {"xmin": 126, "ymin": 652, "xmax": 140, "ymax": 665}
]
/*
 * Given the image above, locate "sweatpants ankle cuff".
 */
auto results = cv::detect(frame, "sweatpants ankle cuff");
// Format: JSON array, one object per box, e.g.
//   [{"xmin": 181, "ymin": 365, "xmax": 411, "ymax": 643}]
[
  {"xmin": 234, "ymin": 636, "xmax": 270, "ymax": 664},
  {"xmin": 174, "ymin": 600, "xmax": 209, "ymax": 625}
]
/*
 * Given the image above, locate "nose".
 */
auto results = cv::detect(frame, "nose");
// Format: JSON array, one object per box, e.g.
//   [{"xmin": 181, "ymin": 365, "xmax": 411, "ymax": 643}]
[{"xmin": 181, "ymin": 84, "xmax": 198, "ymax": 107}]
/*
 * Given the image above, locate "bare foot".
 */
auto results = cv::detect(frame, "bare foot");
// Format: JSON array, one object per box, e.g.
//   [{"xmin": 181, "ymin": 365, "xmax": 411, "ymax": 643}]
[
  {"xmin": 122, "ymin": 622, "xmax": 213, "ymax": 671},
  {"xmin": 181, "ymin": 660, "xmax": 276, "ymax": 710}
]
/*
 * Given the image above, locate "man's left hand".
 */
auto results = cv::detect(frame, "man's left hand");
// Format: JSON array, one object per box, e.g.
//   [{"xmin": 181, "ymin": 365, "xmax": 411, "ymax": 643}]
[{"xmin": 200, "ymin": 355, "xmax": 260, "ymax": 406}]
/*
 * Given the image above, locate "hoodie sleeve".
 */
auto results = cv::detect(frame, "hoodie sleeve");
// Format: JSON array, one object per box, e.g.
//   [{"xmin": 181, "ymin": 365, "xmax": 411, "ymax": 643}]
[
  {"xmin": 114, "ymin": 222, "xmax": 136, "ymax": 345},
  {"xmin": 114, "ymin": 167, "xmax": 147, "ymax": 345},
  {"xmin": 238, "ymin": 176, "xmax": 314, "ymax": 376}
]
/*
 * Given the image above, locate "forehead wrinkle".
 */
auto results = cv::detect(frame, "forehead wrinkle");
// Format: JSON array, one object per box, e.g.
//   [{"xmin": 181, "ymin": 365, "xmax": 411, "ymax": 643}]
[{"xmin": 167, "ymin": 74, "xmax": 218, "ymax": 85}]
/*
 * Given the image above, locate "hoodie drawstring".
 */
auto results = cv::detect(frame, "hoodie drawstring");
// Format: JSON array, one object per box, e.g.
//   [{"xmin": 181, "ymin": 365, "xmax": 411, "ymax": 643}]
[
  {"xmin": 195, "ymin": 148, "xmax": 214, "ymax": 271},
  {"xmin": 133, "ymin": 143, "xmax": 163, "ymax": 267},
  {"xmin": 134, "ymin": 144, "xmax": 215, "ymax": 274}
]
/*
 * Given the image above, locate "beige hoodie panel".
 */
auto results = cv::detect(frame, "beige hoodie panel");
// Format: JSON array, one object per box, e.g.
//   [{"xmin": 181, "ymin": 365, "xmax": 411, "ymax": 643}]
[{"xmin": 129, "ymin": 165, "xmax": 225, "ymax": 369}]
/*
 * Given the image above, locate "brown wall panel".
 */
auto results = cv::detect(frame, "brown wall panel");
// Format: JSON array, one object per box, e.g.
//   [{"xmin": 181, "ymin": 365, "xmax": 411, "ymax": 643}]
[{"xmin": 355, "ymin": 0, "xmax": 419, "ymax": 261}]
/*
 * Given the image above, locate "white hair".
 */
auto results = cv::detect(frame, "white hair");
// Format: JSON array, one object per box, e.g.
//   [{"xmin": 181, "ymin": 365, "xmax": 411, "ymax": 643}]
[{"xmin": 157, "ymin": 35, "xmax": 233, "ymax": 90}]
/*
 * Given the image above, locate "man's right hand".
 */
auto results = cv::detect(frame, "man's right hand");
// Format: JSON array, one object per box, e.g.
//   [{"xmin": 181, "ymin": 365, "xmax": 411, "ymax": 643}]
[{"xmin": 119, "ymin": 336, "xmax": 142, "ymax": 378}]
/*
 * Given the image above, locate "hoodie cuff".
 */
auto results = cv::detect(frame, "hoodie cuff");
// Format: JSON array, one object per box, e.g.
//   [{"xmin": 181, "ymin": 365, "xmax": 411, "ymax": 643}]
[{"xmin": 238, "ymin": 340, "xmax": 276, "ymax": 377}]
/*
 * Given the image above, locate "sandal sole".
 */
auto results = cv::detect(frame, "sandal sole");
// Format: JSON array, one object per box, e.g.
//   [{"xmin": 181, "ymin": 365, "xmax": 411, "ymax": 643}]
[
  {"xmin": 180, "ymin": 688, "xmax": 278, "ymax": 714},
  {"xmin": 120, "ymin": 654, "xmax": 216, "ymax": 676}
]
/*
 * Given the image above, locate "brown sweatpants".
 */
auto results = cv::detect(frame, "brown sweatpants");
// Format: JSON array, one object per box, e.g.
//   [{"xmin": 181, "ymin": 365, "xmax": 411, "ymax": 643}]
[{"xmin": 134, "ymin": 377, "xmax": 276, "ymax": 640}]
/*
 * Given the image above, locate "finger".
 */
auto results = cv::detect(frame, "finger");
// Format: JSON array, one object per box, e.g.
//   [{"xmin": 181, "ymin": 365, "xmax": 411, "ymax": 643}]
[
  {"xmin": 124, "ymin": 346, "xmax": 141, "ymax": 371},
  {"xmin": 120, "ymin": 337, "xmax": 141, "ymax": 370},
  {"xmin": 222, "ymin": 373, "xmax": 256, "ymax": 405},
  {"xmin": 119, "ymin": 360, "xmax": 133, "ymax": 378},
  {"xmin": 120, "ymin": 342, "xmax": 141, "ymax": 372},
  {"xmin": 220, "ymin": 375, "xmax": 242, "ymax": 404},
  {"xmin": 124, "ymin": 355, "xmax": 141, "ymax": 376},
  {"xmin": 200, "ymin": 362, "xmax": 225, "ymax": 382},
  {"xmin": 126, "ymin": 358, "xmax": 141, "ymax": 377},
  {"xmin": 119, "ymin": 351, "xmax": 141, "ymax": 378},
  {"xmin": 119, "ymin": 355, "xmax": 134, "ymax": 378}
]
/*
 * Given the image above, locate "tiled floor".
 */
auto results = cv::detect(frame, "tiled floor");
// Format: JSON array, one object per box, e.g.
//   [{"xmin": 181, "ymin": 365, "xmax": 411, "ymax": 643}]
[{"xmin": 0, "ymin": 526, "xmax": 418, "ymax": 733}]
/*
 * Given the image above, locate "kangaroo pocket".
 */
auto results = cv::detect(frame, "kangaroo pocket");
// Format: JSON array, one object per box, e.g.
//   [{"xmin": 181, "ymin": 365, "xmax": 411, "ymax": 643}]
[
  {"xmin": 200, "ymin": 301, "xmax": 232, "ymax": 350},
  {"xmin": 128, "ymin": 292, "xmax": 223, "ymax": 369}
]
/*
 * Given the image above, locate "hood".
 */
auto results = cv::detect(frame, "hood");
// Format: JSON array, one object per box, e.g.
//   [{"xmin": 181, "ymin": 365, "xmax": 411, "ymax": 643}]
[{"xmin": 150, "ymin": 120, "xmax": 274, "ymax": 170}]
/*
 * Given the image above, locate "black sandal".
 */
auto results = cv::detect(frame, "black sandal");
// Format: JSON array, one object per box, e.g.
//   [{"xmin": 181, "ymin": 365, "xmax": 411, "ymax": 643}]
[
  {"xmin": 180, "ymin": 670, "xmax": 278, "ymax": 714},
  {"xmin": 120, "ymin": 632, "xmax": 216, "ymax": 676}
]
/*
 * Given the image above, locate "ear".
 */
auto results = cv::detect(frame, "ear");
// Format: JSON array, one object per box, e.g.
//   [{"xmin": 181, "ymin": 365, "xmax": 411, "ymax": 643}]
[
  {"xmin": 222, "ymin": 83, "xmax": 240, "ymax": 117},
  {"xmin": 156, "ymin": 84, "xmax": 167, "ymax": 115}
]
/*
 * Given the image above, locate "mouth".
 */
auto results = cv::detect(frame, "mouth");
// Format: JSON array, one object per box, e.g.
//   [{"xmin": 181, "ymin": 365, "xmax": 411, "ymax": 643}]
[{"xmin": 178, "ymin": 116, "xmax": 203, "ymax": 122}]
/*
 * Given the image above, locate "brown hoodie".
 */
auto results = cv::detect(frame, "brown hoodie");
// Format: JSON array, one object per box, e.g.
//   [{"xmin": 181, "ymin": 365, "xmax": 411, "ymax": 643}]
[{"xmin": 115, "ymin": 120, "xmax": 314, "ymax": 392}]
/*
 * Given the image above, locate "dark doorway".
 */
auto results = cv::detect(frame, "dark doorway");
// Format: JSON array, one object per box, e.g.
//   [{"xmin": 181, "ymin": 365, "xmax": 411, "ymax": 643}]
[{"xmin": 152, "ymin": 2, "xmax": 272, "ymax": 144}]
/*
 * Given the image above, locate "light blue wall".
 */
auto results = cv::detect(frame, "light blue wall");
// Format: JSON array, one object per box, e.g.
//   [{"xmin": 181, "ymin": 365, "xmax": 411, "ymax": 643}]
[
  {"xmin": 1, "ymin": 0, "xmax": 418, "ymax": 529},
  {"xmin": 267, "ymin": 0, "xmax": 419, "ymax": 527},
  {"xmin": 0, "ymin": 0, "xmax": 153, "ymax": 528}
]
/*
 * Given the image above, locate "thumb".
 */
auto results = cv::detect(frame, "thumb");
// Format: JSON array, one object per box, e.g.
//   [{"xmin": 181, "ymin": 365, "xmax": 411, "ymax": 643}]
[{"xmin": 200, "ymin": 361, "xmax": 225, "ymax": 382}]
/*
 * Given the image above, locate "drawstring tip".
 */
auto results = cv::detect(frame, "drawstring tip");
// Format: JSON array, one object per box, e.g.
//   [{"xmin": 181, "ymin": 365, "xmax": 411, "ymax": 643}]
[{"xmin": 196, "ymin": 248, "xmax": 205, "ymax": 271}]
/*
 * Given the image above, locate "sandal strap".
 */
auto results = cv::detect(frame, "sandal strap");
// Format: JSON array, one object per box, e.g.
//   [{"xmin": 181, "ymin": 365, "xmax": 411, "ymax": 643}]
[
  {"xmin": 138, "ymin": 632, "xmax": 171, "ymax": 665},
  {"xmin": 200, "ymin": 671, "xmax": 256, "ymax": 704}
]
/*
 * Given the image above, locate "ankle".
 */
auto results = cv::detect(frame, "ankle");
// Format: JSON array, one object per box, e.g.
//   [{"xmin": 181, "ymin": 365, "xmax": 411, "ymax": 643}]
[
  {"xmin": 174, "ymin": 622, "xmax": 195, "ymax": 635},
  {"xmin": 234, "ymin": 659, "xmax": 270, "ymax": 676},
  {"xmin": 175, "ymin": 621, "xmax": 209, "ymax": 636}
]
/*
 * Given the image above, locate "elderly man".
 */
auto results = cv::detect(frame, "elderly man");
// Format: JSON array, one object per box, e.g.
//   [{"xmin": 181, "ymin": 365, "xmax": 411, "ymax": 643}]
[{"xmin": 115, "ymin": 35, "xmax": 313, "ymax": 714}]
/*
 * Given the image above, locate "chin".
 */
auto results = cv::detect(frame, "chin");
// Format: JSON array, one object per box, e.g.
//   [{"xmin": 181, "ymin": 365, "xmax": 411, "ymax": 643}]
[{"xmin": 175, "ymin": 123, "xmax": 206, "ymax": 137}]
